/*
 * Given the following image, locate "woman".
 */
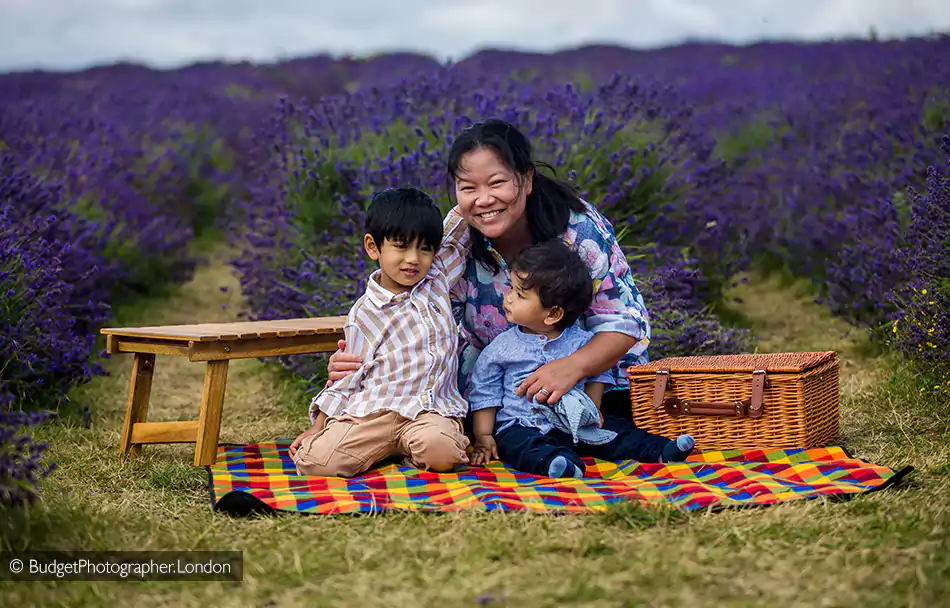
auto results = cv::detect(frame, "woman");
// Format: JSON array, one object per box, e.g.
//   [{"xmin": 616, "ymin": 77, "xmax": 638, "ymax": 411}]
[{"xmin": 327, "ymin": 118, "xmax": 651, "ymax": 421}]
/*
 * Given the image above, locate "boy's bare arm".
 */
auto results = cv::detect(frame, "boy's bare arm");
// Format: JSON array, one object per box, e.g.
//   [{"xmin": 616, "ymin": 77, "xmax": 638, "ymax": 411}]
[
  {"xmin": 584, "ymin": 381, "xmax": 607, "ymax": 427},
  {"xmin": 473, "ymin": 407, "xmax": 497, "ymax": 437},
  {"xmin": 584, "ymin": 381, "xmax": 606, "ymax": 408}
]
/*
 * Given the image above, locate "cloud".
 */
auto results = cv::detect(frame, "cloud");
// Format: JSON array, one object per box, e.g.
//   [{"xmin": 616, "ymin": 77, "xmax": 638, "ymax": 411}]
[{"xmin": 1, "ymin": 0, "xmax": 948, "ymax": 72}]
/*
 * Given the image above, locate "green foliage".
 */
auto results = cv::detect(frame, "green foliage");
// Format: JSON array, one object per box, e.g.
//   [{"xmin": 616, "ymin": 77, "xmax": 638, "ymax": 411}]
[
  {"xmin": 340, "ymin": 119, "xmax": 442, "ymax": 169},
  {"xmin": 720, "ymin": 53, "xmax": 740, "ymax": 66},
  {"xmin": 890, "ymin": 189, "xmax": 916, "ymax": 233},
  {"xmin": 183, "ymin": 136, "xmax": 236, "ymax": 236},
  {"xmin": 923, "ymin": 96, "xmax": 950, "ymax": 132},
  {"xmin": 286, "ymin": 118, "xmax": 446, "ymax": 249},
  {"xmin": 286, "ymin": 152, "xmax": 358, "ymax": 247},
  {"xmin": 67, "ymin": 192, "xmax": 111, "ymax": 226},
  {"xmin": 715, "ymin": 114, "xmax": 787, "ymax": 162},
  {"xmin": 892, "ymin": 287, "xmax": 950, "ymax": 397},
  {"xmin": 510, "ymin": 67, "xmax": 540, "ymax": 84},
  {"xmin": 569, "ymin": 71, "xmax": 596, "ymax": 92},
  {"xmin": 223, "ymin": 83, "xmax": 254, "ymax": 99},
  {"xmin": 68, "ymin": 196, "xmax": 185, "ymax": 299},
  {"xmin": 542, "ymin": 115, "xmax": 672, "ymax": 241},
  {"xmin": 146, "ymin": 124, "xmax": 237, "ymax": 234}
]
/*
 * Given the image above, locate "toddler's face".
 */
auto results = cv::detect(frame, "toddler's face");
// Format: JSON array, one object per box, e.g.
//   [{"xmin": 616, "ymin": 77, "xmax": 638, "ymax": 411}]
[
  {"xmin": 503, "ymin": 271, "xmax": 560, "ymax": 332},
  {"xmin": 364, "ymin": 235, "xmax": 435, "ymax": 294}
]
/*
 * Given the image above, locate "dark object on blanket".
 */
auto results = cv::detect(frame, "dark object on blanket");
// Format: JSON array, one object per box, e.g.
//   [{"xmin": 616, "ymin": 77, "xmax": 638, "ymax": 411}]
[{"xmin": 627, "ymin": 351, "xmax": 839, "ymax": 450}]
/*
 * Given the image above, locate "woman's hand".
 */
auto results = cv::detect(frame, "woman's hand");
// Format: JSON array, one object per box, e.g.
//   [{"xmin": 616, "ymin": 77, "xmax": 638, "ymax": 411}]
[
  {"xmin": 516, "ymin": 357, "xmax": 586, "ymax": 405},
  {"xmin": 326, "ymin": 339, "xmax": 363, "ymax": 387},
  {"xmin": 518, "ymin": 332, "xmax": 635, "ymax": 404}
]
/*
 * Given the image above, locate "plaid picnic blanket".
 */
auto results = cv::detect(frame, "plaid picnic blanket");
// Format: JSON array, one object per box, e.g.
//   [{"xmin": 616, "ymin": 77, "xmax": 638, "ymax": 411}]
[{"xmin": 207, "ymin": 441, "xmax": 911, "ymax": 515}]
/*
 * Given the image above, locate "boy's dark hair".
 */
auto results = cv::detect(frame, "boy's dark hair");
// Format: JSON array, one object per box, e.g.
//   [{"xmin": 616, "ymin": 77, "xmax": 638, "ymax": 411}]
[
  {"xmin": 510, "ymin": 240, "xmax": 593, "ymax": 330},
  {"xmin": 446, "ymin": 118, "xmax": 586, "ymax": 274},
  {"xmin": 365, "ymin": 187, "xmax": 443, "ymax": 250}
]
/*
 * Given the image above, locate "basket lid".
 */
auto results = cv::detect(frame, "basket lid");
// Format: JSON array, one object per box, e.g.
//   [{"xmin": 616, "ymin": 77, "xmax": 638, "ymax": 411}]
[{"xmin": 628, "ymin": 351, "xmax": 837, "ymax": 375}]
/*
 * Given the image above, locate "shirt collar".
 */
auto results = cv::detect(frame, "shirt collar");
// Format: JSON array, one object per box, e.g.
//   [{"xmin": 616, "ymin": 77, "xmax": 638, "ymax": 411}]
[
  {"xmin": 364, "ymin": 269, "xmax": 432, "ymax": 308},
  {"xmin": 515, "ymin": 323, "xmax": 575, "ymax": 344},
  {"xmin": 365, "ymin": 270, "xmax": 405, "ymax": 307}
]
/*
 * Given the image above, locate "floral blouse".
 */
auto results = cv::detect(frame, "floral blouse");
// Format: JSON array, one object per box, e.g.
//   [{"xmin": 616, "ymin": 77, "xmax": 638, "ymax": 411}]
[{"xmin": 449, "ymin": 200, "xmax": 651, "ymax": 397}]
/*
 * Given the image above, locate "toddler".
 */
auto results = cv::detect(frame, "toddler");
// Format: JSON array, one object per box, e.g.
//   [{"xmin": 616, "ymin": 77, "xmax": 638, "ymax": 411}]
[{"xmin": 468, "ymin": 240, "xmax": 695, "ymax": 478}]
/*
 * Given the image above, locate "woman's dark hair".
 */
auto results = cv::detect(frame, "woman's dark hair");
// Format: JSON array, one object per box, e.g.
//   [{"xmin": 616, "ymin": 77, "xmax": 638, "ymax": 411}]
[
  {"xmin": 511, "ymin": 240, "xmax": 593, "ymax": 330},
  {"xmin": 446, "ymin": 118, "xmax": 586, "ymax": 273},
  {"xmin": 365, "ymin": 187, "xmax": 443, "ymax": 250}
]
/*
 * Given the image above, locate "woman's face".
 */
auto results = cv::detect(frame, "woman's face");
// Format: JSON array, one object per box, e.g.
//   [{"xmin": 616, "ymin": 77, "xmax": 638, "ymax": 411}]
[{"xmin": 453, "ymin": 147, "xmax": 532, "ymax": 240}]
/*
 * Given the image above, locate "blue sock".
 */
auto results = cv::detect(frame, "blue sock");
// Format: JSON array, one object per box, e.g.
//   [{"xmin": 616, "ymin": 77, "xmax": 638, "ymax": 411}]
[
  {"xmin": 547, "ymin": 455, "xmax": 584, "ymax": 478},
  {"xmin": 661, "ymin": 434, "xmax": 695, "ymax": 462}
]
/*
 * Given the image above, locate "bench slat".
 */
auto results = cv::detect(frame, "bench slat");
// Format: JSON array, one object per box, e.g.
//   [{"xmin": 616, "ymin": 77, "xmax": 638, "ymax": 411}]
[
  {"xmin": 101, "ymin": 316, "xmax": 347, "ymax": 342},
  {"xmin": 117, "ymin": 341, "xmax": 190, "ymax": 357},
  {"xmin": 188, "ymin": 334, "xmax": 341, "ymax": 361}
]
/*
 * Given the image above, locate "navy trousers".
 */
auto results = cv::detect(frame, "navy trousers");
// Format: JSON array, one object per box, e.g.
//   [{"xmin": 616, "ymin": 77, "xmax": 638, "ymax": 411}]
[
  {"xmin": 600, "ymin": 387, "xmax": 634, "ymax": 421},
  {"xmin": 494, "ymin": 413, "xmax": 670, "ymax": 477}
]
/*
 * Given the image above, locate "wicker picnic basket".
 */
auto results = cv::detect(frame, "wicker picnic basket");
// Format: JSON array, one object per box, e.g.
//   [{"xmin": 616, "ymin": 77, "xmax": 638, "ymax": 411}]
[{"xmin": 627, "ymin": 351, "xmax": 840, "ymax": 450}]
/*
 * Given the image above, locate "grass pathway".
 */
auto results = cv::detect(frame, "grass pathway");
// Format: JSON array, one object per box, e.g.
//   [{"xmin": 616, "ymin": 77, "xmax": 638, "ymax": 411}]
[
  {"xmin": 726, "ymin": 272, "xmax": 889, "ymax": 395},
  {"xmin": 2, "ymin": 251, "xmax": 948, "ymax": 607}
]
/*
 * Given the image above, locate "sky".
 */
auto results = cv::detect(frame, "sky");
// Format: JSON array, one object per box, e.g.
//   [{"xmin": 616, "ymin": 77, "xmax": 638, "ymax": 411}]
[{"xmin": 2, "ymin": 0, "xmax": 949, "ymax": 72}]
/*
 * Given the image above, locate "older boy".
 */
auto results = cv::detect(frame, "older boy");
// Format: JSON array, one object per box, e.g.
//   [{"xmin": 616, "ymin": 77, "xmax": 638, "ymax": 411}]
[{"xmin": 290, "ymin": 188, "xmax": 471, "ymax": 477}]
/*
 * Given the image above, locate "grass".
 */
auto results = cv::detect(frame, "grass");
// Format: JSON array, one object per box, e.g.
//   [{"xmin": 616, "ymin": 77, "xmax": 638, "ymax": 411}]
[{"xmin": 2, "ymin": 251, "xmax": 949, "ymax": 606}]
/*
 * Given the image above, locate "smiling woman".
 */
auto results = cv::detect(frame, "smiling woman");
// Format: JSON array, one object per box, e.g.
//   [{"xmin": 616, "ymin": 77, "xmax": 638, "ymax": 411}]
[{"xmin": 329, "ymin": 118, "xmax": 653, "ymax": 424}]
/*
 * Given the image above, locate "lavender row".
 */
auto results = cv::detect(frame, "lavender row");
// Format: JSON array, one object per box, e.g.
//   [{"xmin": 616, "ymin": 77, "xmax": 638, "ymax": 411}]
[
  {"xmin": 0, "ymin": 159, "xmax": 105, "ymax": 504},
  {"xmin": 0, "ymin": 64, "xmax": 285, "ymax": 504}
]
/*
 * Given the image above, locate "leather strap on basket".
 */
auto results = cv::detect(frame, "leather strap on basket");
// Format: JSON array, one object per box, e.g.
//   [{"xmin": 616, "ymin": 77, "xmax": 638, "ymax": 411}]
[{"xmin": 652, "ymin": 368, "xmax": 767, "ymax": 418}]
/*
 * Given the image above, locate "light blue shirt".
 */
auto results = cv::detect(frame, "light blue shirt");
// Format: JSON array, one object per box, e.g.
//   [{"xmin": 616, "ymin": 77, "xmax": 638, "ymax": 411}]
[{"xmin": 468, "ymin": 323, "xmax": 615, "ymax": 438}]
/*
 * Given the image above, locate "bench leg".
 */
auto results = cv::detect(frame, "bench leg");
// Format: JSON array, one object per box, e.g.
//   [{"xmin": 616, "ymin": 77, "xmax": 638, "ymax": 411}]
[
  {"xmin": 119, "ymin": 353, "xmax": 155, "ymax": 460},
  {"xmin": 194, "ymin": 360, "xmax": 229, "ymax": 466}
]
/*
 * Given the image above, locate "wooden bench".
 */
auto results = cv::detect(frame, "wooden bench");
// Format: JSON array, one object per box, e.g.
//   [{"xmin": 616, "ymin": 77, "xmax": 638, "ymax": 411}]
[{"xmin": 101, "ymin": 317, "xmax": 346, "ymax": 466}]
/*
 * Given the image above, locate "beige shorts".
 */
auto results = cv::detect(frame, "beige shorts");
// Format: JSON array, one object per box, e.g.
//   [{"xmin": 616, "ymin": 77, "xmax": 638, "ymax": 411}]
[{"xmin": 293, "ymin": 409, "xmax": 470, "ymax": 478}]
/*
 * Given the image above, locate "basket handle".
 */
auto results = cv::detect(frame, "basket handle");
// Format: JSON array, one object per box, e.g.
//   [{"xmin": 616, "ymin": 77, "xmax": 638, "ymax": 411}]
[{"xmin": 651, "ymin": 368, "xmax": 767, "ymax": 418}]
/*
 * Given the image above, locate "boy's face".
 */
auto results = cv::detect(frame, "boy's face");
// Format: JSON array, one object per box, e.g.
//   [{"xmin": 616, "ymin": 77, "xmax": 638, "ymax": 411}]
[
  {"xmin": 503, "ymin": 271, "xmax": 563, "ymax": 333},
  {"xmin": 364, "ymin": 234, "xmax": 436, "ymax": 294}
]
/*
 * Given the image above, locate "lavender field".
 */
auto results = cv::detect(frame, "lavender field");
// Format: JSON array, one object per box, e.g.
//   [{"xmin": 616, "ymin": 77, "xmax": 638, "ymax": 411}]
[{"xmin": 2, "ymin": 36, "xmax": 949, "ymax": 605}]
